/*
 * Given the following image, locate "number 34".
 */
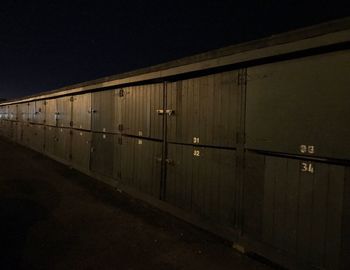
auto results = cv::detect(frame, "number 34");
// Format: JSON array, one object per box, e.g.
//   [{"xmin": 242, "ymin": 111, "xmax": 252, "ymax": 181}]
[{"xmin": 301, "ymin": 162, "xmax": 314, "ymax": 173}]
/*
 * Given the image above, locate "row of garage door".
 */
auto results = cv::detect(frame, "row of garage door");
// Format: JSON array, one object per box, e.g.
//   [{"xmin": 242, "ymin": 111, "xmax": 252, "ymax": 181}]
[
  {"xmin": 0, "ymin": 72, "xmax": 240, "ymax": 149},
  {"xmin": 1, "ymin": 50, "xmax": 350, "ymax": 160},
  {"xmin": 0, "ymin": 119, "xmax": 348, "ymax": 269},
  {"xmin": 0, "ymin": 121, "xmax": 237, "ymax": 227},
  {"xmin": 1, "ymin": 49, "xmax": 350, "ymax": 269}
]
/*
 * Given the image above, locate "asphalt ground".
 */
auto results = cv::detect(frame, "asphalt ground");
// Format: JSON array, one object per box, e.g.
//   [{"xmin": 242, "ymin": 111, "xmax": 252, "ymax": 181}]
[{"xmin": 0, "ymin": 138, "xmax": 274, "ymax": 270}]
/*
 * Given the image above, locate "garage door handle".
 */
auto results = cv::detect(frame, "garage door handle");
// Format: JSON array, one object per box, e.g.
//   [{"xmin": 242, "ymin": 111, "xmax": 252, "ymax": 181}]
[
  {"xmin": 156, "ymin": 109, "xmax": 175, "ymax": 116},
  {"xmin": 165, "ymin": 110, "xmax": 175, "ymax": 116},
  {"xmin": 165, "ymin": 159, "xmax": 175, "ymax": 165}
]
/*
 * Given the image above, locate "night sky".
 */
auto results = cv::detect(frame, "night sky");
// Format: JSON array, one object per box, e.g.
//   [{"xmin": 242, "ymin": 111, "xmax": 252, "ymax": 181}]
[{"xmin": 1, "ymin": 1, "xmax": 350, "ymax": 100}]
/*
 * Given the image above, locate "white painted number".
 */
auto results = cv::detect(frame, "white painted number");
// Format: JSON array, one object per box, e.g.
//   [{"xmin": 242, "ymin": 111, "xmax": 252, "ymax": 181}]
[
  {"xmin": 307, "ymin": 145, "xmax": 315, "ymax": 154},
  {"xmin": 299, "ymin": 145, "xmax": 315, "ymax": 154},
  {"xmin": 300, "ymin": 145, "xmax": 307, "ymax": 153},
  {"xmin": 301, "ymin": 162, "xmax": 314, "ymax": 173},
  {"xmin": 193, "ymin": 137, "xmax": 200, "ymax": 144},
  {"xmin": 193, "ymin": 150, "xmax": 200, "ymax": 157}
]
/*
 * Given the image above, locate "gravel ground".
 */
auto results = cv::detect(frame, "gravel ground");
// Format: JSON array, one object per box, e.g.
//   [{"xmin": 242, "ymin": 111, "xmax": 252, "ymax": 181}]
[{"xmin": 0, "ymin": 138, "xmax": 274, "ymax": 270}]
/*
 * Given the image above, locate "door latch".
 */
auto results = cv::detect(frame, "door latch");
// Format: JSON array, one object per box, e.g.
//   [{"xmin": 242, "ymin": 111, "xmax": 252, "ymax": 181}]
[
  {"xmin": 165, "ymin": 159, "xmax": 175, "ymax": 165},
  {"xmin": 156, "ymin": 109, "xmax": 175, "ymax": 116},
  {"xmin": 165, "ymin": 109, "xmax": 175, "ymax": 116}
]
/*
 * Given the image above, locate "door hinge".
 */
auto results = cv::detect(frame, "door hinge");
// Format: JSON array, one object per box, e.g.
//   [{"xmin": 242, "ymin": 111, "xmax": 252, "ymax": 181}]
[
  {"xmin": 70, "ymin": 96, "xmax": 74, "ymax": 102},
  {"xmin": 236, "ymin": 132, "xmax": 245, "ymax": 144},
  {"xmin": 238, "ymin": 73, "xmax": 246, "ymax": 86},
  {"xmin": 119, "ymin": 89, "xmax": 124, "ymax": 97},
  {"xmin": 70, "ymin": 121, "xmax": 73, "ymax": 127},
  {"xmin": 118, "ymin": 124, "xmax": 123, "ymax": 132}
]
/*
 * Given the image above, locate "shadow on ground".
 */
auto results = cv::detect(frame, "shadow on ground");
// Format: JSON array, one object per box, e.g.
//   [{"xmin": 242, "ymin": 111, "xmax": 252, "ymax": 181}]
[
  {"xmin": 0, "ymin": 178, "xmax": 61, "ymax": 269},
  {"xmin": 0, "ymin": 198, "xmax": 49, "ymax": 269},
  {"xmin": 0, "ymin": 138, "xmax": 274, "ymax": 270}
]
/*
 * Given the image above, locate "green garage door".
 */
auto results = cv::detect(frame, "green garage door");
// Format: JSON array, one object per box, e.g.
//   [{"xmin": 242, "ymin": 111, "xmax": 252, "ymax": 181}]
[{"xmin": 246, "ymin": 50, "xmax": 350, "ymax": 160}]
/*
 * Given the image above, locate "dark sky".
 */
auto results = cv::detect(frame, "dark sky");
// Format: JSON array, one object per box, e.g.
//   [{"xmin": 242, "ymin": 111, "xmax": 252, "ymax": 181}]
[{"xmin": 1, "ymin": 1, "xmax": 350, "ymax": 100}]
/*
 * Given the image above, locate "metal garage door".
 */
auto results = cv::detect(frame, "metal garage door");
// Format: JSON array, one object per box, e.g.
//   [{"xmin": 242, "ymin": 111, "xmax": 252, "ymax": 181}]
[{"xmin": 246, "ymin": 50, "xmax": 350, "ymax": 160}]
